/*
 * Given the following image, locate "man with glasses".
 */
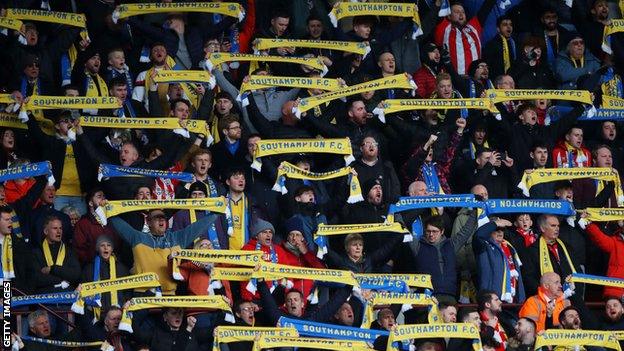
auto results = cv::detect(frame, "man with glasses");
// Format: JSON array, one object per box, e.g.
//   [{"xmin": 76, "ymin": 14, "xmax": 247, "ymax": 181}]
[
  {"xmin": 554, "ymin": 36, "xmax": 600, "ymax": 89},
  {"xmin": 353, "ymin": 135, "xmax": 401, "ymax": 203},
  {"xmin": 108, "ymin": 207, "xmax": 218, "ymax": 296}
]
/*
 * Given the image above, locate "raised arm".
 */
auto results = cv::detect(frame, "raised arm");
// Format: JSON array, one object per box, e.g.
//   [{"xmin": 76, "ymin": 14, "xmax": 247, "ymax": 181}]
[
  {"xmin": 173, "ymin": 213, "xmax": 218, "ymax": 248},
  {"xmin": 108, "ymin": 216, "xmax": 141, "ymax": 246},
  {"xmin": 450, "ymin": 209, "xmax": 477, "ymax": 252}
]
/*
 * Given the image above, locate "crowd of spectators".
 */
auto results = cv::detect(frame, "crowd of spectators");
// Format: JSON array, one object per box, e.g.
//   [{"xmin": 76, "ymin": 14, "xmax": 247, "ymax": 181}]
[{"xmin": 2, "ymin": 0, "xmax": 624, "ymax": 350}]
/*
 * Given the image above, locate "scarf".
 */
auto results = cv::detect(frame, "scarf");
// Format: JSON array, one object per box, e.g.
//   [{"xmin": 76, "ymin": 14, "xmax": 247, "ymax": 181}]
[
  {"xmin": 600, "ymin": 67, "xmax": 624, "ymax": 98},
  {"xmin": 501, "ymin": 35, "xmax": 516, "ymax": 72},
  {"xmin": 538, "ymin": 237, "xmax": 576, "ymax": 276},
  {"xmin": 470, "ymin": 140, "xmax": 489, "ymax": 159},
  {"xmin": 421, "ymin": 162, "xmax": 443, "ymax": 194},
  {"xmin": 570, "ymin": 55, "xmax": 584, "ymax": 68},
  {"xmin": 88, "ymin": 255, "xmax": 118, "ymax": 322},
  {"xmin": 42, "ymin": 240, "xmax": 65, "ymax": 267},
  {"xmin": 226, "ymin": 193, "xmax": 248, "ymax": 240},
  {"xmin": 562, "ymin": 141, "xmax": 589, "ymax": 168},
  {"xmin": 480, "ymin": 311, "xmax": 507, "ymax": 350},
  {"xmin": 544, "ymin": 32, "xmax": 557, "ymax": 64},
  {"xmin": 499, "ymin": 240, "xmax": 520, "ymax": 303},
  {"xmin": 84, "ymin": 72, "xmax": 108, "ymax": 97},
  {"xmin": 516, "ymin": 227, "xmax": 536, "ymax": 247},
  {"xmin": 1, "ymin": 235, "xmax": 15, "ymax": 281}
]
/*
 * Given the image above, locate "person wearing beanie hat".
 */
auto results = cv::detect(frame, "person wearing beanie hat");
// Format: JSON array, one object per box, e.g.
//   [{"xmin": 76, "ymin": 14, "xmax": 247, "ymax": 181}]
[
  {"xmin": 241, "ymin": 218, "xmax": 288, "ymax": 301},
  {"xmin": 70, "ymin": 40, "xmax": 109, "ymax": 101},
  {"xmin": 413, "ymin": 43, "xmax": 449, "ymax": 99},
  {"xmin": 81, "ymin": 235, "xmax": 130, "ymax": 312},
  {"xmin": 279, "ymin": 216, "xmax": 325, "ymax": 303}
]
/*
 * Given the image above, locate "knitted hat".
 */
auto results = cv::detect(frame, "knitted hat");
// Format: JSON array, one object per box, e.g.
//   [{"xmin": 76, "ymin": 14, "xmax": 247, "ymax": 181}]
[
  {"xmin": 252, "ymin": 219, "xmax": 275, "ymax": 237},
  {"xmin": 362, "ymin": 177, "xmax": 382, "ymax": 197},
  {"xmin": 95, "ymin": 235, "xmax": 114, "ymax": 251},
  {"xmin": 188, "ymin": 181, "xmax": 208, "ymax": 197},
  {"xmin": 284, "ymin": 217, "xmax": 304, "ymax": 234},
  {"xmin": 468, "ymin": 59, "xmax": 487, "ymax": 79}
]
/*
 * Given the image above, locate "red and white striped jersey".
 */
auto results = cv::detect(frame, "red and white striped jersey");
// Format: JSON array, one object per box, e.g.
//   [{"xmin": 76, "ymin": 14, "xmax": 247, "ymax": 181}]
[{"xmin": 434, "ymin": 18, "xmax": 483, "ymax": 75}]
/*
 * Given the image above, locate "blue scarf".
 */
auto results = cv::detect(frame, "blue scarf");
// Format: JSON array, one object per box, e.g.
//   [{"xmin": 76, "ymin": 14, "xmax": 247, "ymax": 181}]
[
  {"xmin": 20, "ymin": 76, "xmax": 41, "ymax": 98},
  {"xmin": 11, "ymin": 292, "xmax": 77, "ymax": 307},
  {"xmin": 484, "ymin": 199, "xmax": 575, "ymax": 216},
  {"xmin": 278, "ymin": 316, "xmax": 390, "ymax": 343},
  {"xmin": 421, "ymin": 162, "xmax": 442, "ymax": 194},
  {"xmin": 98, "ymin": 164, "xmax": 194, "ymax": 183},
  {"xmin": 547, "ymin": 105, "xmax": 624, "ymax": 122},
  {"xmin": 544, "ymin": 33, "xmax": 556, "ymax": 66},
  {"xmin": 0, "ymin": 161, "xmax": 53, "ymax": 183},
  {"xmin": 388, "ymin": 194, "xmax": 481, "ymax": 216}
]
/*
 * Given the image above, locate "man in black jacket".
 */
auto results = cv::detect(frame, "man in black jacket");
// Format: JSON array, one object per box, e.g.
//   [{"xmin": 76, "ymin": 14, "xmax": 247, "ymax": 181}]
[
  {"xmin": 131, "ymin": 307, "xmax": 200, "ymax": 351},
  {"xmin": 75, "ymin": 118, "xmax": 196, "ymax": 200},
  {"xmin": 210, "ymin": 115, "xmax": 248, "ymax": 182},
  {"xmin": 32, "ymin": 215, "xmax": 81, "ymax": 293},
  {"xmin": 257, "ymin": 275, "xmax": 353, "ymax": 326},
  {"xmin": 0, "ymin": 205, "xmax": 33, "ymax": 294},
  {"xmin": 27, "ymin": 110, "xmax": 92, "ymax": 215}
]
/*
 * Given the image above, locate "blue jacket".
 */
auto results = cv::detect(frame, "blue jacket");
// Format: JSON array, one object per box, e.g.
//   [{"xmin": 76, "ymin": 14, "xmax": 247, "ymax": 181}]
[
  {"xmin": 473, "ymin": 221, "xmax": 526, "ymax": 303},
  {"xmin": 409, "ymin": 210, "xmax": 478, "ymax": 297},
  {"xmin": 554, "ymin": 49, "xmax": 601, "ymax": 89}
]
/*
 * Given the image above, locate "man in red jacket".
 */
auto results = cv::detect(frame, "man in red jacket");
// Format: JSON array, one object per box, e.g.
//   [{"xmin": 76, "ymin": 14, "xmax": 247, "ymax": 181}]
[
  {"xmin": 241, "ymin": 219, "xmax": 288, "ymax": 301},
  {"xmin": 72, "ymin": 188, "xmax": 121, "ymax": 266},
  {"xmin": 279, "ymin": 217, "xmax": 325, "ymax": 303}
]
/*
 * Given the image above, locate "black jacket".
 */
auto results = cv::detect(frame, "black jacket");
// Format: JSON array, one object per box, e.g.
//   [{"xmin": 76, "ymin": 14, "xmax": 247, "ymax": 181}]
[
  {"xmin": 325, "ymin": 233, "xmax": 403, "ymax": 273},
  {"xmin": 26, "ymin": 116, "xmax": 94, "ymax": 193},
  {"xmin": 258, "ymin": 280, "xmax": 352, "ymax": 326},
  {"xmin": 32, "ymin": 241, "xmax": 81, "ymax": 293},
  {"xmin": 521, "ymin": 237, "xmax": 581, "ymax": 295}
]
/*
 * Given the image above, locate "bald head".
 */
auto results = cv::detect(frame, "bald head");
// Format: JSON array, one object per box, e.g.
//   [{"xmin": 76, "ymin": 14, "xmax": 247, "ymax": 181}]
[
  {"xmin": 471, "ymin": 184, "xmax": 488, "ymax": 200},
  {"xmin": 540, "ymin": 272, "xmax": 563, "ymax": 298},
  {"xmin": 408, "ymin": 181, "xmax": 428, "ymax": 196}
]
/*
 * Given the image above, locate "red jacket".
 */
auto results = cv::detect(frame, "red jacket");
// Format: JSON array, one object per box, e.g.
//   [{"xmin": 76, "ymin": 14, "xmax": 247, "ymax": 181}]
[
  {"xmin": 552, "ymin": 140, "xmax": 592, "ymax": 168},
  {"xmin": 240, "ymin": 238, "xmax": 289, "ymax": 301},
  {"xmin": 279, "ymin": 243, "xmax": 326, "ymax": 302},
  {"xmin": 72, "ymin": 213, "xmax": 121, "ymax": 265},
  {"xmin": 412, "ymin": 66, "xmax": 438, "ymax": 98},
  {"xmin": 586, "ymin": 223, "xmax": 624, "ymax": 298}
]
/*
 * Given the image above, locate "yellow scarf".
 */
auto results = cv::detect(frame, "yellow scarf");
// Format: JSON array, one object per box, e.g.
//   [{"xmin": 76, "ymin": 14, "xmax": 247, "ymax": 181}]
[
  {"xmin": 42, "ymin": 240, "xmax": 65, "ymax": 267},
  {"xmin": 570, "ymin": 55, "xmax": 584, "ymax": 68},
  {"xmin": 84, "ymin": 72, "xmax": 109, "ymax": 97},
  {"xmin": 501, "ymin": 35, "xmax": 511, "ymax": 72},
  {"xmin": 92, "ymin": 255, "xmax": 117, "ymax": 321},
  {"xmin": 6, "ymin": 8, "xmax": 86, "ymax": 28},
  {"xmin": 538, "ymin": 237, "xmax": 576, "ymax": 276},
  {"xmin": 113, "ymin": 2, "xmax": 245, "ymax": 23},
  {"xmin": 584, "ymin": 207, "xmax": 624, "ymax": 222},
  {"xmin": 2, "ymin": 235, "xmax": 15, "ymax": 280},
  {"xmin": 0, "ymin": 17, "xmax": 22, "ymax": 31},
  {"xmin": 536, "ymin": 330, "xmax": 619, "ymax": 351},
  {"xmin": 387, "ymin": 324, "xmax": 481, "ymax": 351}
]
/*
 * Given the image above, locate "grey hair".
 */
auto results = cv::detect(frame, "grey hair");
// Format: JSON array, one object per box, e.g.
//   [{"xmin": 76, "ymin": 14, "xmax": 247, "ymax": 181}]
[{"xmin": 28, "ymin": 310, "xmax": 48, "ymax": 328}]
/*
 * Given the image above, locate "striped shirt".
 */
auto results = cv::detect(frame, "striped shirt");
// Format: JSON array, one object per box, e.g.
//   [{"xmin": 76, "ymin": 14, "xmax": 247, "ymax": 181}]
[{"xmin": 434, "ymin": 18, "xmax": 483, "ymax": 75}]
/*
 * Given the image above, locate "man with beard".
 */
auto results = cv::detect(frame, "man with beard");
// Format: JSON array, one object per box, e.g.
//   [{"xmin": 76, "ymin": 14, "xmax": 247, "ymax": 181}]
[
  {"xmin": 506, "ymin": 318, "xmax": 536, "ymax": 351},
  {"xmin": 588, "ymin": 121, "xmax": 623, "ymax": 176},
  {"xmin": 353, "ymin": 135, "xmax": 400, "ymax": 203},
  {"xmin": 433, "ymin": 0, "xmax": 497, "ymax": 75},
  {"xmin": 71, "ymin": 44, "xmax": 108, "ymax": 102},
  {"xmin": 413, "ymin": 43, "xmax": 449, "ymax": 99},
  {"xmin": 210, "ymin": 116, "xmax": 247, "ymax": 181},
  {"xmin": 482, "ymin": 16, "xmax": 517, "ymax": 80},
  {"xmin": 535, "ymin": 7, "xmax": 574, "ymax": 68},
  {"xmin": 571, "ymin": 0, "xmax": 611, "ymax": 60},
  {"xmin": 132, "ymin": 43, "xmax": 173, "ymax": 114},
  {"xmin": 573, "ymin": 145, "xmax": 620, "ymax": 209},
  {"xmin": 603, "ymin": 297, "xmax": 624, "ymax": 350}
]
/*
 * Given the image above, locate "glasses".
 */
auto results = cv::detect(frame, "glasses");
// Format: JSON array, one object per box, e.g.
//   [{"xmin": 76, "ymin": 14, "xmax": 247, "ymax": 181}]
[
  {"xmin": 571, "ymin": 40, "xmax": 584, "ymax": 45},
  {"xmin": 362, "ymin": 141, "xmax": 378, "ymax": 147}
]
